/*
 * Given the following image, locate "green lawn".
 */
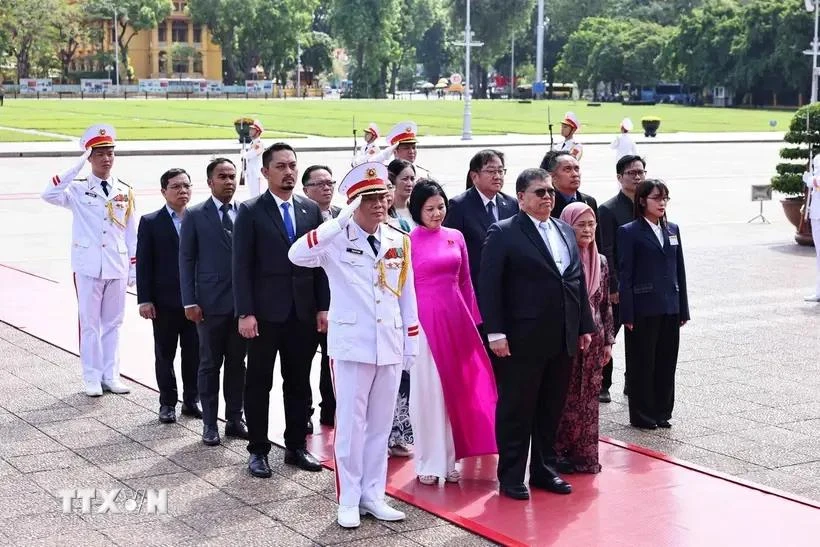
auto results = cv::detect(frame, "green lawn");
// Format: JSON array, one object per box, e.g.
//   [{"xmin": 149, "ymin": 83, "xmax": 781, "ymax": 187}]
[{"xmin": 0, "ymin": 98, "xmax": 795, "ymax": 142}]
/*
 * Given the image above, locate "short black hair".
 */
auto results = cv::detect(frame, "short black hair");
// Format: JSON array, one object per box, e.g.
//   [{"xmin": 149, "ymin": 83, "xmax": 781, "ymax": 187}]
[
  {"xmin": 206, "ymin": 157, "xmax": 235, "ymax": 180},
  {"xmin": 634, "ymin": 179, "xmax": 670, "ymax": 220},
  {"xmin": 387, "ymin": 159, "xmax": 415, "ymax": 183},
  {"xmin": 302, "ymin": 164, "xmax": 332, "ymax": 185},
  {"xmin": 516, "ymin": 168, "xmax": 549, "ymax": 194},
  {"xmin": 466, "ymin": 149, "xmax": 505, "ymax": 189},
  {"xmin": 408, "ymin": 179, "xmax": 449, "ymax": 226},
  {"xmin": 539, "ymin": 150, "xmax": 571, "ymax": 173},
  {"xmin": 262, "ymin": 142, "xmax": 296, "ymax": 168},
  {"xmin": 160, "ymin": 168, "xmax": 189, "ymax": 189},
  {"xmin": 616, "ymin": 154, "xmax": 646, "ymax": 175}
]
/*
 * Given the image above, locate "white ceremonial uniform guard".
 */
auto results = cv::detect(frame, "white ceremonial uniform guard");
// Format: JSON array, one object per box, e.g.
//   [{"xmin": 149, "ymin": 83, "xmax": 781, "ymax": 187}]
[
  {"xmin": 242, "ymin": 119, "xmax": 265, "ymax": 198},
  {"xmin": 352, "ymin": 123, "xmax": 396, "ymax": 167},
  {"xmin": 558, "ymin": 111, "xmax": 584, "ymax": 160},
  {"xmin": 611, "ymin": 117, "xmax": 638, "ymax": 161},
  {"xmin": 41, "ymin": 124, "xmax": 136, "ymax": 397},
  {"xmin": 803, "ymin": 153, "xmax": 820, "ymax": 302},
  {"xmin": 288, "ymin": 162, "xmax": 419, "ymax": 529}
]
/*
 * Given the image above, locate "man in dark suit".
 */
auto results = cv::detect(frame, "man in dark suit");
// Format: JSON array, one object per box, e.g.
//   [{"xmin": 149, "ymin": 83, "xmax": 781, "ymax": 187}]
[
  {"xmin": 302, "ymin": 164, "xmax": 341, "ymax": 428},
  {"xmin": 179, "ymin": 158, "xmax": 248, "ymax": 446},
  {"xmin": 444, "ymin": 149, "xmax": 519, "ymax": 291},
  {"xmin": 234, "ymin": 143, "xmax": 329, "ymax": 478},
  {"xmin": 597, "ymin": 154, "xmax": 645, "ymax": 402},
  {"xmin": 479, "ymin": 168, "xmax": 594, "ymax": 501},
  {"xmin": 540, "ymin": 151, "xmax": 598, "ymax": 220},
  {"xmin": 137, "ymin": 168, "xmax": 200, "ymax": 424}
]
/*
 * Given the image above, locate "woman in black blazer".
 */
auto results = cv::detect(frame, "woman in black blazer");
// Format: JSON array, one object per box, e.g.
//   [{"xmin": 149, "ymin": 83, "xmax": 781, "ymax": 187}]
[{"xmin": 617, "ymin": 180, "xmax": 689, "ymax": 430}]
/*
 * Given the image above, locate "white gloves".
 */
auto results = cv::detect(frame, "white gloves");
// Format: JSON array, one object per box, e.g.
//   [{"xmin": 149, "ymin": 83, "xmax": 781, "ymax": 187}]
[
  {"xmin": 336, "ymin": 195, "xmax": 362, "ymax": 229},
  {"xmin": 127, "ymin": 266, "xmax": 136, "ymax": 288},
  {"xmin": 402, "ymin": 355, "xmax": 415, "ymax": 371}
]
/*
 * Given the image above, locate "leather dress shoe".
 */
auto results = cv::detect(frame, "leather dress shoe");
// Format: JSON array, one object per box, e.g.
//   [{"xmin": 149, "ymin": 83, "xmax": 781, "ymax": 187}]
[
  {"xmin": 530, "ymin": 475, "xmax": 572, "ymax": 495},
  {"xmin": 83, "ymin": 380, "xmax": 103, "ymax": 397},
  {"xmin": 225, "ymin": 420, "xmax": 248, "ymax": 439},
  {"xmin": 284, "ymin": 448, "xmax": 322, "ymax": 472},
  {"xmin": 657, "ymin": 420, "xmax": 672, "ymax": 428},
  {"xmin": 337, "ymin": 505, "xmax": 360, "ymax": 528},
  {"xmin": 598, "ymin": 389, "xmax": 612, "ymax": 403},
  {"xmin": 631, "ymin": 419, "xmax": 658, "ymax": 430},
  {"xmin": 101, "ymin": 379, "xmax": 130, "ymax": 394},
  {"xmin": 248, "ymin": 453, "xmax": 272, "ymax": 478},
  {"xmin": 180, "ymin": 402, "xmax": 202, "ymax": 419},
  {"xmin": 158, "ymin": 405, "xmax": 176, "ymax": 424},
  {"xmin": 499, "ymin": 483, "xmax": 530, "ymax": 500},
  {"xmin": 202, "ymin": 425, "xmax": 221, "ymax": 446},
  {"xmin": 359, "ymin": 499, "xmax": 405, "ymax": 521}
]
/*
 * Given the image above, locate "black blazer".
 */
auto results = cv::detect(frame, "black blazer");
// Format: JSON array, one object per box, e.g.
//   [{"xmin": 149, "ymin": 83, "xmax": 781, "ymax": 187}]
[
  {"xmin": 136, "ymin": 206, "xmax": 184, "ymax": 309},
  {"xmin": 179, "ymin": 197, "xmax": 236, "ymax": 316},
  {"xmin": 478, "ymin": 212, "xmax": 595, "ymax": 358},
  {"xmin": 233, "ymin": 191, "xmax": 330, "ymax": 323},
  {"xmin": 598, "ymin": 191, "xmax": 635, "ymax": 294},
  {"xmin": 551, "ymin": 189, "xmax": 598, "ymax": 220},
  {"xmin": 443, "ymin": 186, "xmax": 519, "ymax": 289},
  {"xmin": 617, "ymin": 219, "xmax": 689, "ymax": 324}
]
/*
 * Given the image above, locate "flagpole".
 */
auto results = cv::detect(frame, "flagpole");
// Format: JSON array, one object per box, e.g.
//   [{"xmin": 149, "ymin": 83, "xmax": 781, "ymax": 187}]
[{"xmin": 812, "ymin": 0, "xmax": 819, "ymax": 103}]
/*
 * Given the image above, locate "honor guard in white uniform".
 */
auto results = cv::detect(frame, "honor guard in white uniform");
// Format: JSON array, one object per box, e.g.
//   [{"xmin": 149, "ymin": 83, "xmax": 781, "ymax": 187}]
[
  {"xmin": 352, "ymin": 123, "xmax": 396, "ymax": 167},
  {"xmin": 288, "ymin": 162, "xmax": 419, "ymax": 529},
  {"xmin": 803, "ymin": 154, "xmax": 820, "ymax": 302},
  {"xmin": 559, "ymin": 111, "xmax": 584, "ymax": 161},
  {"xmin": 41, "ymin": 124, "xmax": 136, "ymax": 397},
  {"xmin": 386, "ymin": 121, "xmax": 432, "ymax": 178},
  {"xmin": 242, "ymin": 119, "xmax": 265, "ymax": 198},
  {"xmin": 611, "ymin": 117, "xmax": 638, "ymax": 161}
]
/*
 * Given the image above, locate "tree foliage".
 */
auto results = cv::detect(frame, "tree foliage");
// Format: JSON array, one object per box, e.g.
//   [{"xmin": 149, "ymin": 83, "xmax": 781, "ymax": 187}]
[{"xmin": 1, "ymin": 0, "xmax": 60, "ymax": 80}]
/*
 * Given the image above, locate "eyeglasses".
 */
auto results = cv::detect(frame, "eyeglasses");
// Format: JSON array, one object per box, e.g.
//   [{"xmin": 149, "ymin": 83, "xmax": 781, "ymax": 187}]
[
  {"xmin": 532, "ymin": 187, "xmax": 556, "ymax": 198},
  {"xmin": 480, "ymin": 168, "xmax": 507, "ymax": 177},
  {"xmin": 624, "ymin": 169, "xmax": 647, "ymax": 177},
  {"xmin": 647, "ymin": 195, "xmax": 670, "ymax": 203},
  {"xmin": 305, "ymin": 180, "xmax": 335, "ymax": 188},
  {"xmin": 167, "ymin": 183, "xmax": 192, "ymax": 191}
]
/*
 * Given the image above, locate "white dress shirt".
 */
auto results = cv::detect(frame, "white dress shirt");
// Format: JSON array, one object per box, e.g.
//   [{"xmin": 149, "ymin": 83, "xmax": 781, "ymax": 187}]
[
  {"xmin": 211, "ymin": 196, "xmax": 237, "ymax": 222},
  {"xmin": 477, "ymin": 189, "xmax": 499, "ymax": 221},
  {"xmin": 269, "ymin": 190, "xmax": 296, "ymax": 227},
  {"xmin": 166, "ymin": 205, "xmax": 183, "ymax": 234},
  {"xmin": 644, "ymin": 217, "xmax": 664, "ymax": 246}
]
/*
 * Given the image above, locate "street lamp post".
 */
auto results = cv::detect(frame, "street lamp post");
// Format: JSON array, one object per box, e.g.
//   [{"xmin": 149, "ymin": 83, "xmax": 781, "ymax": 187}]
[
  {"xmin": 535, "ymin": 0, "xmax": 544, "ymax": 99},
  {"xmin": 113, "ymin": 7, "xmax": 120, "ymax": 91},
  {"xmin": 812, "ymin": 0, "xmax": 819, "ymax": 103},
  {"xmin": 510, "ymin": 34, "xmax": 514, "ymax": 100},
  {"xmin": 453, "ymin": 0, "xmax": 483, "ymax": 140},
  {"xmin": 296, "ymin": 42, "xmax": 302, "ymax": 99}
]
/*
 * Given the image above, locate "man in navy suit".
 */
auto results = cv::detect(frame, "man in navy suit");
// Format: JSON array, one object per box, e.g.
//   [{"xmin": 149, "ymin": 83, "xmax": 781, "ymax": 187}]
[
  {"xmin": 444, "ymin": 149, "xmax": 519, "ymax": 292},
  {"xmin": 137, "ymin": 168, "xmax": 200, "ymax": 424},
  {"xmin": 541, "ymin": 151, "xmax": 598, "ymax": 220},
  {"xmin": 479, "ymin": 168, "xmax": 594, "ymax": 501},
  {"xmin": 179, "ymin": 158, "xmax": 248, "ymax": 446},
  {"xmin": 233, "ymin": 143, "xmax": 330, "ymax": 478}
]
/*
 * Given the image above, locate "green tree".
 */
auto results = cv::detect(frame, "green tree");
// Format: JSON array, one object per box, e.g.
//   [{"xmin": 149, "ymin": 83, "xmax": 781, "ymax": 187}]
[
  {"xmin": 55, "ymin": 0, "xmax": 96, "ymax": 83},
  {"xmin": 86, "ymin": 0, "xmax": 172, "ymax": 83},
  {"xmin": 187, "ymin": 0, "xmax": 250, "ymax": 83},
  {"xmin": 1, "ymin": 0, "xmax": 60, "ymax": 81},
  {"xmin": 301, "ymin": 31, "xmax": 334, "ymax": 77},
  {"xmin": 250, "ymin": 0, "xmax": 319, "ymax": 85}
]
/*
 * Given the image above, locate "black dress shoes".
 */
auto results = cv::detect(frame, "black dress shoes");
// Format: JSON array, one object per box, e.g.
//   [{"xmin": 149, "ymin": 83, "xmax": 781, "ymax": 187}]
[
  {"xmin": 158, "ymin": 405, "xmax": 176, "ymax": 424},
  {"xmin": 202, "ymin": 425, "xmax": 221, "ymax": 446},
  {"xmin": 225, "ymin": 420, "xmax": 249, "ymax": 439},
  {"xmin": 598, "ymin": 389, "xmax": 612, "ymax": 403},
  {"xmin": 284, "ymin": 448, "xmax": 322, "ymax": 472},
  {"xmin": 180, "ymin": 402, "xmax": 202, "ymax": 419},
  {"xmin": 631, "ymin": 419, "xmax": 658, "ymax": 430},
  {"xmin": 499, "ymin": 483, "xmax": 530, "ymax": 500},
  {"xmin": 657, "ymin": 420, "xmax": 672, "ymax": 428},
  {"xmin": 530, "ymin": 475, "xmax": 572, "ymax": 495},
  {"xmin": 248, "ymin": 454, "xmax": 272, "ymax": 478}
]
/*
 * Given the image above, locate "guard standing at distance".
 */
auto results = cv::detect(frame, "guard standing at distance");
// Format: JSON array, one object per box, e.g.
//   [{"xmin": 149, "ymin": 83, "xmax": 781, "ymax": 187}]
[
  {"xmin": 41, "ymin": 124, "xmax": 136, "ymax": 397},
  {"xmin": 288, "ymin": 161, "xmax": 419, "ymax": 529}
]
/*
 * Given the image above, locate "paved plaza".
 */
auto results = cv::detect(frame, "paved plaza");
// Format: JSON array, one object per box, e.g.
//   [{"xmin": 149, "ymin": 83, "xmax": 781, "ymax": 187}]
[{"xmin": 0, "ymin": 139, "xmax": 819, "ymax": 543}]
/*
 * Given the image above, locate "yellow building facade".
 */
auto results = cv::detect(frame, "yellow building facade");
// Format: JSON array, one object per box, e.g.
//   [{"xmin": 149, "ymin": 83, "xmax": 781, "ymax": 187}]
[{"xmin": 73, "ymin": 0, "xmax": 222, "ymax": 81}]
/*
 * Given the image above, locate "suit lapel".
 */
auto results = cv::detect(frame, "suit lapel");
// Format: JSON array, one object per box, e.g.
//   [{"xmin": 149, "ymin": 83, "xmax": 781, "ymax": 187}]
[
  {"xmin": 159, "ymin": 206, "xmax": 180, "ymax": 245},
  {"xmin": 497, "ymin": 193, "xmax": 516, "ymax": 220},
  {"xmin": 293, "ymin": 196, "xmax": 311, "ymax": 239},
  {"xmin": 467, "ymin": 188, "xmax": 492, "ymax": 230},
  {"xmin": 260, "ymin": 191, "xmax": 290, "ymax": 244},
  {"xmin": 639, "ymin": 218, "xmax": 664, "ymax": 251},
  {"xmin": 517, "ymin": 213, "xmax": 560, "ymax": 274},
  {"xmin": 377, "ymin": 225, "xmax": 396, "ymax": 261},
  {"xmin": 204, "ymin": 198, "xmax": 231, "ymax": 249}
]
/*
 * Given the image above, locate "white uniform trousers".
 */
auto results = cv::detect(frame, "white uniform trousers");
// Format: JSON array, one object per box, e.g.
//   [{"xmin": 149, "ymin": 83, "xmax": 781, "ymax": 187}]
[
  {"xmin": 332, "ymin": 359, "xmax": 401, "ymax": 507},
  {"xmin": 73, "ymin": 273, "xmax": 127, "ymax": 384},
  {"xmin": 813, "ymin": 218, "xmax": 820, "ymax": 298}
]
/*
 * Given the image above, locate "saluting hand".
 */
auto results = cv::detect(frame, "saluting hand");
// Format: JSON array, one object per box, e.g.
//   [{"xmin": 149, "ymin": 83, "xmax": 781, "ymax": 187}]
[
  {"xmin": 239, "ymin": 315, "xmax": 258, "ymax": 338},
  {"xmin": 336, "ymin": 195, "xmax": 362, "ymax": 228},
  {"xmin": 139, "ymin": 303, "xmax": 156, "ymax": 320},
  {"xmin": 489, "ymin": 339, "xmax": 511, "ymax": 358},
  {"xmin": 185, "ymin": 305, "xmax": 203, "ymax": 323}
]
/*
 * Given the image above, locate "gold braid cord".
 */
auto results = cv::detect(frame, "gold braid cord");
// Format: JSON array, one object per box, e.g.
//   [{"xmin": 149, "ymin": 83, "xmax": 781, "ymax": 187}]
[
  {"xmin": 104, "ymin": 187, "xmax": 135, "ymax": 229},
  {"xmin": 377, "ymin": 235, "xmax": 411, "ymax": 297}
]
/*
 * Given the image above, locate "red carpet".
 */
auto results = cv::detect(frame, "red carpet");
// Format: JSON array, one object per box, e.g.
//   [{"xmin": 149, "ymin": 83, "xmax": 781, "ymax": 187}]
[{"xmin": 2, "ymin": 263, "xmax": 819, "ymax": 546}]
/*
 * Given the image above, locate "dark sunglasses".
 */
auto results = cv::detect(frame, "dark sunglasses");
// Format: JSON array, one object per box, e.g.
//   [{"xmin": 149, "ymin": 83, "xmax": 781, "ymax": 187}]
[{"xmin": 532, "ymin": 187, "xmax": 556, "ymax": 198}]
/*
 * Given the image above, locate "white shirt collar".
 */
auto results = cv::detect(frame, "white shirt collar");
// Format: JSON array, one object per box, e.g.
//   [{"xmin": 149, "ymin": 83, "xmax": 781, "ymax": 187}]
[
  {"xmin": 526, "ymin": 213, "xmax": 553, "ymax": 230},
  {"xmin": 165, "ymin": 204, "xmax": 179, "ymax": 218},
  {"xmin": 269, "ymin": 190, "xmax": 294, "ymax": 209},
  {"xmin": 643, "ymin": 217, "xmax": 662, "ymax": 231},
  {"xmin": 476, "ymin": 188, "xmax": 498, "ymax": 207},
  {"xmin": 88, "ymin": 172, "xmax": 113, "ymax": 187},
  {"xmin": 353, "ymin": 220, "xmax": 381, "ymax": 242},
  {"xmin": 211, "ymin": 195, "xmax": 235, "ymax": 211}
]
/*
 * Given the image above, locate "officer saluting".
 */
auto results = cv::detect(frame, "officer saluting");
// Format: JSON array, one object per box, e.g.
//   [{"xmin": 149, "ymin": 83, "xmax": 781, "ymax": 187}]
[
  {"xmin": 558, "ymin": 111, "xmax": 584, "ymax": 161},
  {"xmin": 242, "ymin": 119, "xmax": 265, "ymax": 198},
  {"xmin": 288, "ymin": 162, "xmax": 419, "ymax": 529},
  {"xmin": 42, "ymin": 124, "xmax": 136, "ymax": 396}
]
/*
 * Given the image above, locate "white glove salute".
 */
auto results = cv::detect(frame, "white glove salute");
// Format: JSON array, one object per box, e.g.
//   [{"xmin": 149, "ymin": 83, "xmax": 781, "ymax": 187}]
[
  {"xmin": 56, "ymin": 149, "xmax": 91, "ymax": 186},
  {"xmin": 337, "ymin": 195, "xmax": 362, "ymax": 229}
]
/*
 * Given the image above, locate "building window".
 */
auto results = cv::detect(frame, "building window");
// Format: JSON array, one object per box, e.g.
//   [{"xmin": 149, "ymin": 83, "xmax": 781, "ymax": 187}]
[
  {"xmin": 174, "ymin": 1, "xmax": 186, "ymax": 12},
  {"xmin": 193, "ymin": 24, "xmax": 202, "ymax": 44},
  {"xmin": 173, "ymin": 55, "xmax": 188, "ymax": 74},
  {"xmin": 158, "ymin": 52, "xmax": 168, "ymax": 74},
  {"xmin": 158, "ymin": 23, "xmax": 167, "ymax": 42},
  {"xmin": 193, "ymin": 53, "xmax": 203, "ymax": 74},
  {"xmin": 172, "ymin": 21, "xmax": 188, "ymax": 43}
]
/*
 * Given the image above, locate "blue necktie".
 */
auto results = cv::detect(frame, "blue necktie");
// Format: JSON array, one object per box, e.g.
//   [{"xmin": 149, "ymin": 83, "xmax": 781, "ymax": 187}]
[{"xmin": 281, "ymin": 202, "xmax": 295, "ymax": 242}]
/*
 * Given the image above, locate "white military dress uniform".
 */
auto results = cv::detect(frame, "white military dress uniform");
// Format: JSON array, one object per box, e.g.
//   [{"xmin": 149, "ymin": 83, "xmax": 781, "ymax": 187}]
[
  {"xmin": 288, "ymin": 162, "xmax": 419, "ymax": 528},
  {"xmin": 559, "ymin": 111, "xmax": 584, "ymax": 160},
  {"xmin": 41, "ymin": 125, "xmax": 136, "ymax": 396},
  {"xmin": 611, "ymin": 117, "xmax": 638, "ymax": 161},
  {"xmin": 352, "ymin": 123, "xmax": 396, "ymax": 167},
  {"xmin": 243, "ymin": 119, "xmax": 265, "ymax": 198},
  {"xmin": 803, "ymin": 154, "xmax": 820, "ymax": 301}
]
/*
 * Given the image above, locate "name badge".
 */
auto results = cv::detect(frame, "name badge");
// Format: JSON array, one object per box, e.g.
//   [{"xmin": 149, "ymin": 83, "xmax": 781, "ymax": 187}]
[
  {"xmin": 346, "ymin": 247, "xmax": 363, "ymax": 255},
  {"xmin": 669, "ymin": 235, "xmax": 679, "ymax": 246},
  {"xmin": 84, "ymin": 191, "xmax": 98, "ymax": 198}
]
